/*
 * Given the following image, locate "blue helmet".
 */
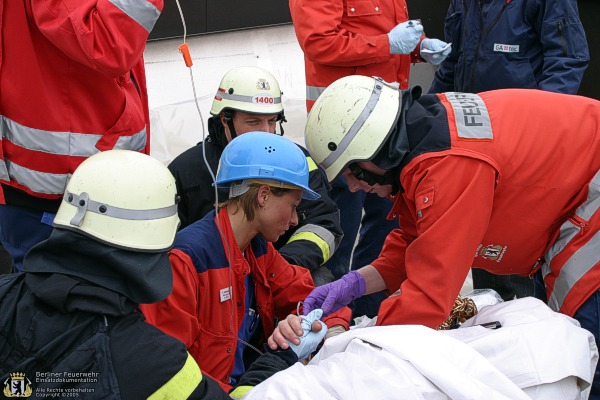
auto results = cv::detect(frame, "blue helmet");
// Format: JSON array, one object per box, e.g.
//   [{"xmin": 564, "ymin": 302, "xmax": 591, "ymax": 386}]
[{"xmin": 216, "ymin": 131, "xmax": 320, "ymax": 201}]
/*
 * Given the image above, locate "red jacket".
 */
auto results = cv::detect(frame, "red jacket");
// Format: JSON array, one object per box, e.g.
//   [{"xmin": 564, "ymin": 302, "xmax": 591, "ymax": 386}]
[
  {"xmin": 141, "ymin": 209, "xmax": 351, "ymax": 391},
  {"xmin": 289, "ymin": 0, "xmax": 423, "ymax": 111},
  {"xmin": 371, "ymin": 89, "xmax": 600, "ymax": 327},
  {"xmin": 0, "ymin": 0, "xmax": 161, "ymax": 209}
]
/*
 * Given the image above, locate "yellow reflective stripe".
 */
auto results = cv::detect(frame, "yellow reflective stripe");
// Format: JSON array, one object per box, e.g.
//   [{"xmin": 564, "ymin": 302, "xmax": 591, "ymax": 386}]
[
  {"xmin": 306, "ymin": 156, "xmax": 318, "ymax": 172},
  {"xmin": 287, "ymin": 231, "xmax": 331, "ymax": 263},
  {"xmin": 147, "ymin": 353, "xmax": 202, "ymax": 400},
  {"xmin": 229, "ymin": 385, "xmax": 253, "ymax": 399}
]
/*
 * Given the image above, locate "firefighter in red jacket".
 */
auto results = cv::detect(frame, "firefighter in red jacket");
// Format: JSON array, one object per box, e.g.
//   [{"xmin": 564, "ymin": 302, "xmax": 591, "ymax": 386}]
[
  {"xmin": 0, "ymin": 0, "xmax": 161, "ymax": 272},
  {"xmin": 288, "ymin": 75, "xmax": 600, "ymax": 395},
  {"xmin": 289, "ymin": 0, "xmax": 450, "ymax": 110},
  {"xmin": 289, "ymin": 0, "xmax": 451, "ymax": 318},
  {"xmin": 141, "ymin": 132, "xmax": 351, "ymax": 392}
]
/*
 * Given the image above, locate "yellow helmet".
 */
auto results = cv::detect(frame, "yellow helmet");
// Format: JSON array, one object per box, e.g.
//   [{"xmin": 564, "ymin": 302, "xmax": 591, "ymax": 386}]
[
  {"xmin": 210, "ymin": 66, "xmax": 284, "ymax": 116},
  {"xmin": 304, "ymin": 75, "xmax": 401, "ymax": 182},
  {"xmin": 53, "ymin": 150, "xmax": 179, "ymax": 252}
]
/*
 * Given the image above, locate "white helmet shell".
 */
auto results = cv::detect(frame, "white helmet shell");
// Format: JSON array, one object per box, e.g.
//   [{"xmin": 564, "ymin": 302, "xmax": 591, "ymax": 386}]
[
  {"xmin": 53, "ymin": 150, "xmax": 179, "ymax": 252},
  {"xmin": 304, "ymin": 75, "xmax": 401, "ymax": 182},
  {"xmin": 210, "ymin": 66, "xmax": 284, "ymax": 116}
]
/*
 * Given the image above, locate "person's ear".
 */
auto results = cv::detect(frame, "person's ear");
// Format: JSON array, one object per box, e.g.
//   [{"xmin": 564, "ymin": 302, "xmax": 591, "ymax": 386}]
[
  {"xmin": 220, "ymin": 112, "xmax": 229, "ymax": 124},
  {"xmin": 257, "ymin": 185, "xmax": 270, "ymax": 208}
]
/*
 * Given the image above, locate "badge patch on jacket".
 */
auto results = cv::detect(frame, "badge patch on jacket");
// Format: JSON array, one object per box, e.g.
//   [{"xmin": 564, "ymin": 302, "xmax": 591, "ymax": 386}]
[
  {"xmin": 220, "ymin": 286, "xmax": 232, "ymax": 302},
  {"xmin": 445, "ymin": 93, "xmax": 493, "ymax": 140},
  {"xmin": 493, "ymin": 43, "xmax": 519, "ymax": 53},
  {"xmin": 475, "ymin": 244, "xmax": 508, "ymax": 262}
]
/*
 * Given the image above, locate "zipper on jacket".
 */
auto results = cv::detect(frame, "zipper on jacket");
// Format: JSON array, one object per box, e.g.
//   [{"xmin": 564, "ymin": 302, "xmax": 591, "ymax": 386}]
[
  {"xmin": 557, "ymin": 21, "xmax": 567, "ymax": 57},
  {"xmin": 468, "ymin": 1, "xmax": 509, "ymax": 91}
]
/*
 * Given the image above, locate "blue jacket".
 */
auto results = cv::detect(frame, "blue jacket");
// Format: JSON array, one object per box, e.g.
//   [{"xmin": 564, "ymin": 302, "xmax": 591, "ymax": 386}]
[{"xmin": 429, "ymin": 0, "xmax": 589, "ymax": 94}]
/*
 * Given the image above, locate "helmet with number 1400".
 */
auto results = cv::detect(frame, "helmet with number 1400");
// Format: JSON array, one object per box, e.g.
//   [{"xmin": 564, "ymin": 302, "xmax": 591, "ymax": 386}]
[
  {"xmin": 53, "ymin": 150, "xmax": 180, "ymax": 251},
  {"xmin": 304, "ymin": 75, "xmax": 401, "ymax": 182},
  {"xmin": 210, "ymin": 66, "xmax": 284, "ymax": 117},
  {"xmin": 216, "ymin": 131, "xmax": 319, "ymax": 200}
]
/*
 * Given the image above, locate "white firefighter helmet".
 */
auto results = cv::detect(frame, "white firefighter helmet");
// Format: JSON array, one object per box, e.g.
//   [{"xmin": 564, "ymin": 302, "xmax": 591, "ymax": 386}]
[
  {"xmin": 53, "ymin": 150, "xmax": 179, "ymax": 251},
  {"xmin": 210, "ymin": 66, "xmax": 284, "ymax": 116},
  {"xmin": 304, "ymin": 75, "xmax": 401, "ymax": 182}
]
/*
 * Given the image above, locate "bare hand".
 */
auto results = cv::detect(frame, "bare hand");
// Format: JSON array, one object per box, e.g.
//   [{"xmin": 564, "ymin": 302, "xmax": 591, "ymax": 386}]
[{"xmin": 267, "ymin": 314, "xmax": 323, "ymax": 350}]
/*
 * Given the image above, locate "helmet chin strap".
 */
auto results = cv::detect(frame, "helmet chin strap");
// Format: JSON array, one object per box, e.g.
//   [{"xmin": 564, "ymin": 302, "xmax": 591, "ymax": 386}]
[
  {"xmin": 349, "ymin": 164, "xmax": 401, "ymax": 195},
  {"xmin": 223, "ymin": 111, "xmax": 238, "ymax": 140},
  {"xmin": 278, "ymin": 113, "xmax": 286, "ymax": 136}
]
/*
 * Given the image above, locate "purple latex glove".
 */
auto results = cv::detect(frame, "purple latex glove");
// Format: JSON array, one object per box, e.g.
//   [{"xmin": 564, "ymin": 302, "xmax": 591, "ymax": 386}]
[{"xmin": 303, "ymin": 271, "xmax": 366, "ymax": 316}]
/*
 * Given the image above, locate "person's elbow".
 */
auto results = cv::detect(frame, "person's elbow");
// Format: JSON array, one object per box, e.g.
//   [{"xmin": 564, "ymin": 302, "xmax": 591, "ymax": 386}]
[{"xmin": 91, "ymin": 47, "xmax": 146, "ymax": 77}]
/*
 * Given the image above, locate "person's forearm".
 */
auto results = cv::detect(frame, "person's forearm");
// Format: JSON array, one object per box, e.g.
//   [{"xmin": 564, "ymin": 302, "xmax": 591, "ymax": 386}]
[{"xmin": 357, "ymin": 265, "xmax": 387, "ymax": 294}]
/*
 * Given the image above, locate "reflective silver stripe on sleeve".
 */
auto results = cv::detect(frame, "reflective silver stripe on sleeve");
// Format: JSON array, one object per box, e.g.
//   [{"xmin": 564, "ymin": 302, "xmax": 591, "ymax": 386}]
[
  {"xmin": 215, "ymin": 91, "xmax": 282, "ymax": 104},
  {"xmin": 306, "ymin": 86, "xmax": 326, "ymax": 102},
  {"xmin": 445, "ymin": 92, "xmax": 493, "ymax": 139},
  {"xmin": 321, "ymin": 81, "xmax": 383, "ymax": 170},
  {"xmin": 108, "ymin": 0, "xmax": 161, "ymax": 32},
  {"xmin": 66, "ymin": 191, "xmax": 177, "ymax": 227},
  {"xmin": 544, "ymin": 168, "xmax": 600, "ymax": 311}
]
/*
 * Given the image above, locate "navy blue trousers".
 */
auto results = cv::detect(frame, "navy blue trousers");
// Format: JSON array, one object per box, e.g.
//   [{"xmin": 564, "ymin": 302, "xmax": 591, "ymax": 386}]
[{"xmin": 0, "ymin": 204, "xmax": 55, "ymax": 272}]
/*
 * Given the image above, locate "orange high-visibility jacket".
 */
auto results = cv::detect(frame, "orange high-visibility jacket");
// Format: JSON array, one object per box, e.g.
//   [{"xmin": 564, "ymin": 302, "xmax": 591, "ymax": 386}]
[
  {"xmin": 289, "ymin": 0, "xmax": 422, "ymax": 111},
  {"xmin": 0, "ymin": 0, "xmax": 161, "ymax": 208},
  {"xmin": 372, "ymin": 89, "xmax": 600, "ymax": 327}
]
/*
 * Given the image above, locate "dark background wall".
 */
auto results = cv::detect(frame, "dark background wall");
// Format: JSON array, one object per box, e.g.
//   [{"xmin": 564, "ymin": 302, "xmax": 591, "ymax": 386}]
[
  {"xmin": 575, "ymin": 0, "xmax": 599, "ymax": 99},
  {"xmin": 148, "ymin": 0, "xmax": 292, "ymax": 40},
  {"xmin": 149, "ymin": 0, "xmax": 598, "ymax": 99}
]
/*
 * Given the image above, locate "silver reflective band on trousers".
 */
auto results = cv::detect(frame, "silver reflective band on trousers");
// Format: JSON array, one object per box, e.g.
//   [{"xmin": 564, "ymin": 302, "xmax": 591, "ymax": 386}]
[{"xmin": 306, "ymin": 86, "xmax": 326, "ymax": 102}]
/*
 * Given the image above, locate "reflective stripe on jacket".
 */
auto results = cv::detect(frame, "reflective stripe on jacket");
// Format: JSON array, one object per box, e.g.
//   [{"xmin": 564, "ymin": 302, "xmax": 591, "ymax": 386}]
[
  {"xmin": 371, "ymin": 89, "xmax": 600, "ymax": 327},
  {"xmin": 429, "ymin": 0, "xmax": 589, "ymax": 94},
  {"xmin": 541, "ymin": 168, "xmax": 600, "ymax": 316},
  {"xmin": 289, "ymin": 0, "xmax": 422, "ymax": 111},
  {"xmin": 0, "ymin": 0, "xmax": 161, "ymax": 202},
  {"xmin": 140, "ymin": 208, "xmax": 351, "ymax": 391}
]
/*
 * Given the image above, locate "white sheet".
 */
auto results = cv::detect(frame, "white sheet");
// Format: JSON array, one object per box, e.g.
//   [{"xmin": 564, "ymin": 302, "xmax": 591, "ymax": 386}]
[{"xmin": 243, "ymin": 298, "xmax": 598, "ymax": 400}]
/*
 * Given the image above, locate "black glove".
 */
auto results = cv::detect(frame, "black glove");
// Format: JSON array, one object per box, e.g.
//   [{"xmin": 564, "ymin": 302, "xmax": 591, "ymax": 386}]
[{"xmin": 231, "ymin": 345, "xmax": 298, "ymax": 392}]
